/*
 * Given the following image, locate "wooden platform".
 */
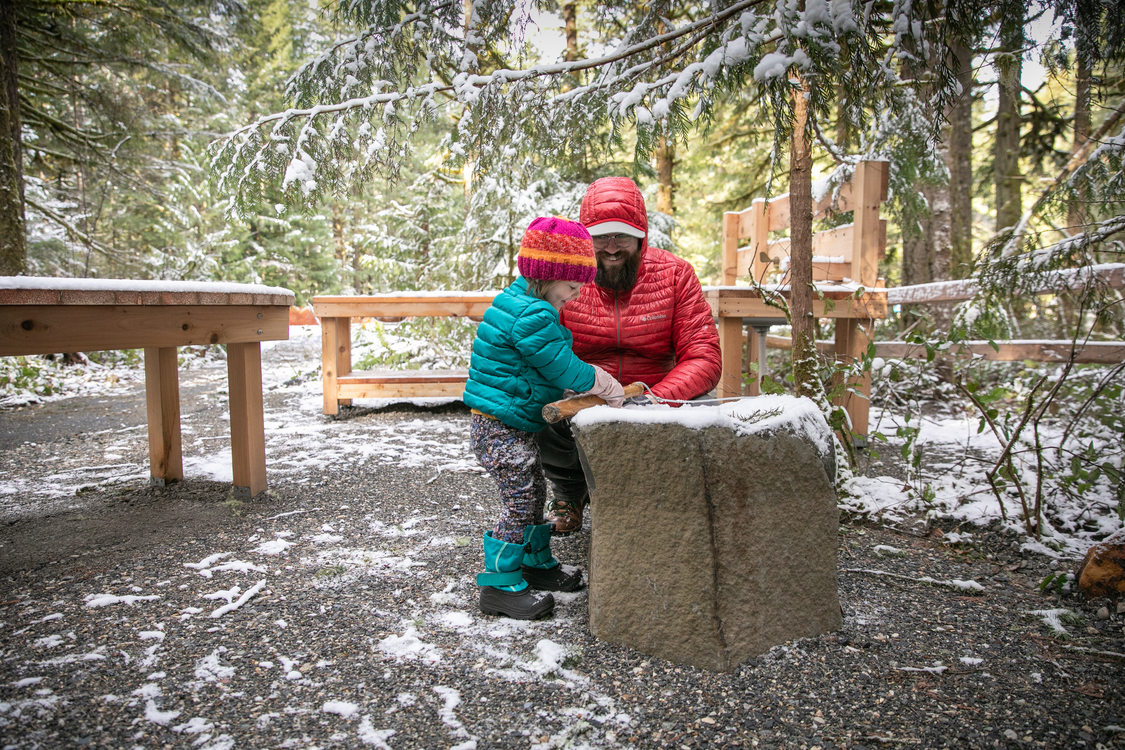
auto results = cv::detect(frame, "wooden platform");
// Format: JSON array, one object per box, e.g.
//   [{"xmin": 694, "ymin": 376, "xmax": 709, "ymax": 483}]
[{"xmin": 1, "ymin": 277, "xmax": 294, "ymax": 497}]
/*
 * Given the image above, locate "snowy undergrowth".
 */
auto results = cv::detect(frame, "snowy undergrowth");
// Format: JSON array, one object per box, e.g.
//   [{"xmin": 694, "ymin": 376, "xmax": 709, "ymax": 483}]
[{"xmin": 842, "ymin": 355, "xmax": 1124, "ymax": 561}]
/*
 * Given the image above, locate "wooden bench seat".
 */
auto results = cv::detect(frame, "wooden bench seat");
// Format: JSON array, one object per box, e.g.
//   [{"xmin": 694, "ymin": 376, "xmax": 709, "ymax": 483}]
[
  {"xmin": 1, "ymin": 276, "xmax": 294, "ymax": 497},
  {"xmin": 311, "ymin": 292, "xmax": 498, "ymax": 414},
  {"xmin": 335, "ymin": 368, "xmax": 469, "ymax": 400}
]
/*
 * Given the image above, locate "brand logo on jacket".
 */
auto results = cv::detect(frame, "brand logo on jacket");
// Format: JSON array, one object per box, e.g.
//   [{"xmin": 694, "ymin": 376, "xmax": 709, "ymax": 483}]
[{"xmin": 639, "ymin": 313, "xmax": 667, "ymax": 322}]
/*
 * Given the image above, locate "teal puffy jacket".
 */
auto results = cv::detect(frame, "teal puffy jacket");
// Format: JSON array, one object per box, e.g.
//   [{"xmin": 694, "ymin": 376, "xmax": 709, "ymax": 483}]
[{"xmin": 464, "ymin": 277, "xmax": 596, "ymax": 432}]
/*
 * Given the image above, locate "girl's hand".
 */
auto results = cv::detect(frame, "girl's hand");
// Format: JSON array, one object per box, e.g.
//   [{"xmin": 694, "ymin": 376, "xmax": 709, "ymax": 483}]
[{"xmin": 589, "ymin": 366, "xmax": 626, "ymax": 407}]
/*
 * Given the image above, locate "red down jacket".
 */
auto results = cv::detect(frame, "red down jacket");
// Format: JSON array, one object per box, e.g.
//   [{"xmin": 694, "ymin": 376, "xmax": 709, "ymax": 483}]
[{"xmin": 561, "ymin": 177, "xmax": 722, "ymax": 402}]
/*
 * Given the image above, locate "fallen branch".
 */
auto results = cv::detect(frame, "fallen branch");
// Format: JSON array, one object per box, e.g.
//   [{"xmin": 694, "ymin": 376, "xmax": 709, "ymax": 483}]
[{"xmin": 1058, "ymin": 644, "xmax": 1125, "ymax": 661}]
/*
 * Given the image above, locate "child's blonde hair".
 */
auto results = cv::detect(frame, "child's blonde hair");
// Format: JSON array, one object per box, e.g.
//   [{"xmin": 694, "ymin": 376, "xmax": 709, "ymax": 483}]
[{"xmin": 528, "ymin": 278, "xmax": 557, "ymax": 299}]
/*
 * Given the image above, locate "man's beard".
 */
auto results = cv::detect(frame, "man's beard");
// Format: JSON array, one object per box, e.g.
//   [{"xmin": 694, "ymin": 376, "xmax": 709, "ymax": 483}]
[{"xmin": 595, "ymin": 248, "xmax": 642, "ymax": 292}]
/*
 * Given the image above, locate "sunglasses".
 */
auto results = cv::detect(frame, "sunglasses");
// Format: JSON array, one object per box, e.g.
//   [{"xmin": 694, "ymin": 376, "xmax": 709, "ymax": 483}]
[{"xmin": 591, "ymin": 234, "xmax": 639, "ymax": 249}]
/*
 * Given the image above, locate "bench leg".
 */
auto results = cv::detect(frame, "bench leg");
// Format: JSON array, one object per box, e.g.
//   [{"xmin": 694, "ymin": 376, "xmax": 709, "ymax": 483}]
[
  {"xmin": 321, "ymin": 317, "xmax": 351, "ymax": 415},
  {"xmin": 228, "ymin": 342, "xmax": 267, "ymax": 498},
  {"xmin": 833, "ymin": 318, "xmax": 872, "ymax": 438},
  {"xmin": 717, "ymin": 315, "xmax": 744, "ymax": 399},
  {"xmin": 746, "ymin": 326, "xmax": 763, "ymax": 397},
  {"xmin": 144, "ymin": 346, "xmax": 184, "ymax": 485}
]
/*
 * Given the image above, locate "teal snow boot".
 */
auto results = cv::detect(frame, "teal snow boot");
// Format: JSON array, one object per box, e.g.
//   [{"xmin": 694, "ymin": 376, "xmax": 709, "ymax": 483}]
[
  {"xmin": 477, "ymin": 531, "xmax": 554, "ymax": 620},
  {"xmin": 521, "ymin": 523, "xmax": 584, "ymax": 592}
]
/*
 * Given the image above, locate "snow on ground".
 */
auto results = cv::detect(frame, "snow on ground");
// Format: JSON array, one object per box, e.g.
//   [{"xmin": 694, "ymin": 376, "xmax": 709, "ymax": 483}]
[
  {"xmin": 1, "ymin": 324, "xmax": 1122, "ymax": 747},
  {"xmin": 1, "ymin": 324, "xmax": 1119, "ymax": 560}
]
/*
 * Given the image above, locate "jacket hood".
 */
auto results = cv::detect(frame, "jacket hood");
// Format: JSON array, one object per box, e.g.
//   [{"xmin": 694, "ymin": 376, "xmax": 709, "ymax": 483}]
[{"xmin": 579, "ymin": 177, "xmax": 648, "ymax": 252}]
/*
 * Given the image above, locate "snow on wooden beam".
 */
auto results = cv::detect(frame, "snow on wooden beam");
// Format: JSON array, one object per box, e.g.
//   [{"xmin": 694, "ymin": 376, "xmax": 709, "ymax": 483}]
[
  {"xmin": 874, "ymin": 340, "xmax": 1125, "ymax": 364},
  {"xmin": 761, "ymin": 334, "xmax": 1123, "ymax": 363},
  {"xmin": 887, "ymin": 263, "xmax": 1125, "ymax": 306}
]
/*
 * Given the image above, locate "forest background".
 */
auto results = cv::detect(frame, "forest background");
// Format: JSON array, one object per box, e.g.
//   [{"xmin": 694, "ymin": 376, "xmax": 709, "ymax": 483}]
[
  {"xmin": 1, "ymin": 0, "xmax": 1119, "ymax": 302},
  {"xmin": 0, "ymin": 0, "xmax": 1123, "ymax": 538}
]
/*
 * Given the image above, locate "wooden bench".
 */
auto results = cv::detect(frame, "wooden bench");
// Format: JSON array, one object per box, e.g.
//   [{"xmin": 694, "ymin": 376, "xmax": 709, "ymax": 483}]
[
  {"xmin": 311, "ymin": 292, "xmax": 498, "ymax": 415},
  {"xmin": 0, "ymin": 277, "xmax": 294, "ymax": 497},
  {"xmin": 704, "ymin": 160, "xmax": 891, "ymax": 436}
]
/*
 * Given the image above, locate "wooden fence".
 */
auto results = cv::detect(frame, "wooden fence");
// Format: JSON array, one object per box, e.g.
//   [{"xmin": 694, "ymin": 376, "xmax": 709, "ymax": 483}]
[{"xmin": 759, "ymin": 262, "xmax": 1125, "ymax": 364}]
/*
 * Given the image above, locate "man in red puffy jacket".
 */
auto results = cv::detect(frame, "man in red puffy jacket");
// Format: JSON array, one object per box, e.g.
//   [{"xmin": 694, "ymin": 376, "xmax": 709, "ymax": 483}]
[{"xmin": 538, "ymin": 176, "xmax": 722, "ymax": 533}]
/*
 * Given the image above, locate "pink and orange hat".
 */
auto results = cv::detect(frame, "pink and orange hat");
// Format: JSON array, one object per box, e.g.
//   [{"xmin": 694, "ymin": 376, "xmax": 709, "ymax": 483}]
[{"xmin": 517, "ymin": 216, "xmax": 597, "ymax": 283}]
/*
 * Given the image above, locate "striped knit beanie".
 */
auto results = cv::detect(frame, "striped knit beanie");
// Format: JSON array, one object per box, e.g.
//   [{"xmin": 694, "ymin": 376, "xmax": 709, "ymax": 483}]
[{"xmin": 517, "ymin": 216, "xmax": 597, "ymax": 283}]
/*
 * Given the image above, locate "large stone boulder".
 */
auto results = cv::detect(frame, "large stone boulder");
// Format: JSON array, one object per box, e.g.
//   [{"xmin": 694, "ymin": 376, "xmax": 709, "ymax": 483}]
[{"xmin": 572, "ymin": 395, "xmax": 841, "ymax": 671}]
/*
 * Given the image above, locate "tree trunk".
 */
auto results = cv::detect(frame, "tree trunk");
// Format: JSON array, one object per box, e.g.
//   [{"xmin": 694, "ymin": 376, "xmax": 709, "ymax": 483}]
[
  {"xmin": 994, "ymin": 0, "xmax": 1024, "ymax": 234},
  {"xmin": 901, "ymin": 40, "xmax": 953, "ymax": 332},
  {"xmin": 563, "ymin": 2, "xmax": 577, "ymax": 62},
  {"xmin": 789, "ymin": 76, "xmax": 818, "ymax": 401},
  {"xmin": 1067, "ymin": 52, "xmax": 1090, "ymax": 235},
  {"xmin": 0, "ymin": 0, "xmax": 26, "ymax": 276},
  {"xmin": 462, "ymin": 0, "xmax": 477, "ymax": 198},
  {"xmin": 948, "ymin": 37, "xmax": 974, "ymax": 277},
  {"xmin": 835, "ymin": 39, "xmax": 850, "ymax": 149},
  {"xmin": 1058, "ymin": 47, "xmax": 1092, "ymax": 335},
  {"xmin": 653, "ymin": 15, "xmax": 674, "ymax": 219},
  {"xmin": 655, "ymin": 135, "xmax": 674, "ymax": 215}
]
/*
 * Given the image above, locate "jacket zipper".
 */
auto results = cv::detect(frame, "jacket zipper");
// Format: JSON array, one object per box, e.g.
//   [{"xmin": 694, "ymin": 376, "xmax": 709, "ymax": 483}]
[{"xmin": 614, "ymin": 291, "xmax": 624, "ymax": 380}]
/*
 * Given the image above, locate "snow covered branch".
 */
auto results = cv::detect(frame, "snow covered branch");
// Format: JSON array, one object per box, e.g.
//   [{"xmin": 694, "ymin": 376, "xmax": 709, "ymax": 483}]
[{"xmin": 209, "ymin": 0, "xmax": 928, "ymax": 213}]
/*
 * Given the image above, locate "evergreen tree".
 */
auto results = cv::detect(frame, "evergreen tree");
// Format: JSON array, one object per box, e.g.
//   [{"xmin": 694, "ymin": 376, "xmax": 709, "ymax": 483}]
[
  {"xmin": 993, "ymin": 0, "xmax": 1026, "ymax": 235},
  {"xmin": 8, "ymin": 0, "xmax": 239, "ymax": 276},
  {"xmin": 979, "ymin": 0, "xmax": 1125, "ymax": 304},
  {"xmin": 211, "ymin": 0, "xmax": 984, "ymax": 423},
  {"xmin": 0, "ymin": 0, "xmax": 24, "ymax": 275}
]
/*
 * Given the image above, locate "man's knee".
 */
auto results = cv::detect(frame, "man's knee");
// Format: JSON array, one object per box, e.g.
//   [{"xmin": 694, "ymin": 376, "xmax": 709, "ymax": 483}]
[{"xmin": 536, "ymin": 420, "xmax": 578, "ymax": 463}]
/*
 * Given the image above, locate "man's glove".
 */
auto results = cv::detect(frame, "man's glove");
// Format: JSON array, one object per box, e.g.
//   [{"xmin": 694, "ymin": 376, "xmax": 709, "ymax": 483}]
[{"xmin": 588, "ymin": 365, "xmax": 626, "ymax": 407}]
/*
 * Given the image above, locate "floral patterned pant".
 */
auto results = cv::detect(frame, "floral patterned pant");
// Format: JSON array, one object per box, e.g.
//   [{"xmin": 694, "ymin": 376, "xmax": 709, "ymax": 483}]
[{"xmin": 470, "ymin": 414, "xmax": 547, "ymax": 543}]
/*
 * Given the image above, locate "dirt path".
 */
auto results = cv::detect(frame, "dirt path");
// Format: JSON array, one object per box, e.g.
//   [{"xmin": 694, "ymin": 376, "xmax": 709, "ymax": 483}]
[{"xmin": 0, "ymin": 355, "xmax": 1122, "ymax": 748}]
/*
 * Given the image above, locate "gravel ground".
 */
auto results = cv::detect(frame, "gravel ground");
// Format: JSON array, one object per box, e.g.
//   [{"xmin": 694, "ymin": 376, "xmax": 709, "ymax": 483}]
[{"xmin": 0, "ymin": 345, "xmax": 1123, "ymax": 749}]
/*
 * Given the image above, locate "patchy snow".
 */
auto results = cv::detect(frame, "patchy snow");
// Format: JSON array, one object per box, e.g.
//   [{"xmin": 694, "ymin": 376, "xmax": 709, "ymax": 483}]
[
  {"xmin": 322, "ymin": 700, "xmax": 360, "ymax": 718},
  {"xmin": 0, "ymin": 315, "xmax": 1120, "ymax": 747},
  {"xmin": 2, "ymin": 324, "xmax": 1118, "ymax": 562},
  {"xmin": 84, "ymin": 593, "xmax": 161, "ymax": 608}
]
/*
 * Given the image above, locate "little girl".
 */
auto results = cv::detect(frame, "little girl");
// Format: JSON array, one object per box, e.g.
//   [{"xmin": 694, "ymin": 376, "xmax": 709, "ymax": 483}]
[{"xmin": 463, "ymin": 216, "xmax": 625, "ymax": 620}]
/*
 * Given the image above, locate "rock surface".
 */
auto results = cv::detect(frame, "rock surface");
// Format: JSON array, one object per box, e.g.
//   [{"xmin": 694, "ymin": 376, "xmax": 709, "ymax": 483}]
[
  {"xmin": 575, "ymin": 396, "xmax": 841, "ymax": 671},
  {"xmin": 1078, "ymin": 541, "xmax": 1125, "ymax": 598}
]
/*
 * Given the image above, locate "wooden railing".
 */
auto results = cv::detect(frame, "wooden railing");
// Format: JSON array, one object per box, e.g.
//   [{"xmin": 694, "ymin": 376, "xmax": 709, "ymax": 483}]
[
  {"xmin": 712, "ymin": 159, "xmax": 1123, "ymax": 431},
  {"xmin": 756, "ymin": 262, "xmax": 1125, "ymax": 364},
  {"xmin": 706, "ymin": 160, "xmax": 891, "ymax": 436}
]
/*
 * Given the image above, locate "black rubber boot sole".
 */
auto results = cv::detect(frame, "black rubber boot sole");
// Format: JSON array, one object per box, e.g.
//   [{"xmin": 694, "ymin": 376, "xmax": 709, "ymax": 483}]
[
  {"xmin": 479, "ymin": 586, "xmax": 555, "ymax": 620},
  {"xmin": 522, "ymin": 564, "xmax": 584, "ymax": 592}
]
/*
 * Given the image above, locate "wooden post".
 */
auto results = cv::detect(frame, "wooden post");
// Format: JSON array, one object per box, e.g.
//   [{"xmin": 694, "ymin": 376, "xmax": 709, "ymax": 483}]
[
  {"xmin": 853, "ymin": 161, "xmax": 889, "ymax": 288},
  {"xmin": 334, "ymin": 317, "xmax": 352, "ymax": 408},
  {"xmin": 745, "ymin": 325, "xmax": 761, "ymax": 396},
  {"xmin": 717, "ymin": 316, "xmax": 744, "ymax": 399},
  {"xmin": 144, "ymin": 346, "xmax": 183, "ymax": 485},
  {"xmin": 722, "ymin": 211, "xmax": 741, "ymax": 285},
  {"xmin": 833, "ymin": 318, "xmax": 872, "ymax": 437},
  {"xmin": 227, "ymin": 341, "xmax": 267, "ymax": 498},
  {"xmin": 748, "ymin": 198, "xmax": 769, "ymax": 284},
  {"xmin": 320, "ymin": 316, "xmax": 351, "ymax": 415}
]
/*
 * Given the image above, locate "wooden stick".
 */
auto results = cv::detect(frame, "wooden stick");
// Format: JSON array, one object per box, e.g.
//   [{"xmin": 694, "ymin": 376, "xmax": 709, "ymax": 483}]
[{"xmin": 542, "ymin": 382, "xmax": 647, "ymax": 423}]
